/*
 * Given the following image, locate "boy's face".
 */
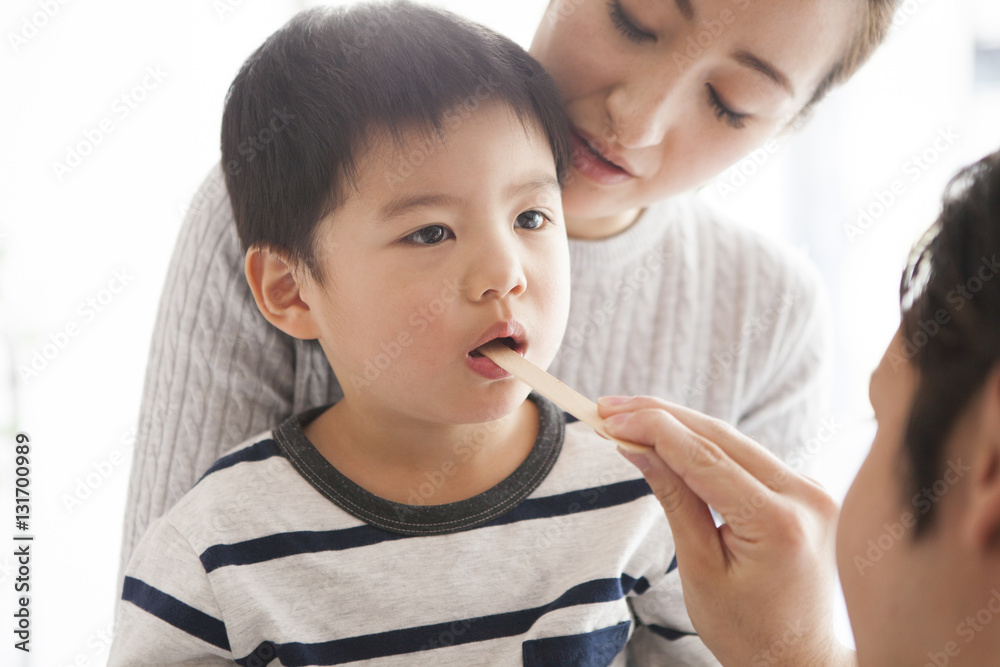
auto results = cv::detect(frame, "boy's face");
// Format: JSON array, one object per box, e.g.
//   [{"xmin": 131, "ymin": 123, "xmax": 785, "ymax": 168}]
[{"xmin": 299, "ymin": 102, "xmax": 570, "ymax": 426}]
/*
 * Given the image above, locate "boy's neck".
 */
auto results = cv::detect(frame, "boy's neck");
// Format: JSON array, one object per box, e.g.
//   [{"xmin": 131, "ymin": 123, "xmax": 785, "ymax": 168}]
[{"xmin": 303, "ymin": 398, "xmax": 539, "ymax": 506}]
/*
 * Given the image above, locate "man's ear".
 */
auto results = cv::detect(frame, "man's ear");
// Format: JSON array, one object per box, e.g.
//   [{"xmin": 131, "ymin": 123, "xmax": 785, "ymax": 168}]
[
  {"xmin": 966, "ymin": 364, "xmax": 1000, "ymax": 552},
  {"xmin": 244, "ymin": 247, "xmax": 321, "ymax": 340}
]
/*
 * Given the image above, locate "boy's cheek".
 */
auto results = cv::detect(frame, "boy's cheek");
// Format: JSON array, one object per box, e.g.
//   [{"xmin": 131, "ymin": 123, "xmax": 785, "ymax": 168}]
[
  {"xmin": 408, "ymin": 311, "xmax": 430, "ymax": 334},
  {"xmin": 536, "ymin": 256, "xmax": 572, "ymax": 318},
  {"xmin": 401, "ymin": 280, "xmax": 462, "ymax": 337}
]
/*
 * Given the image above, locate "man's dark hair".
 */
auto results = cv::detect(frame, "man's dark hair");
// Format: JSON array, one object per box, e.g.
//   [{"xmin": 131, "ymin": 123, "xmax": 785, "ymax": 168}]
[
  {"xmin": 899, "ymin": 149, "xmax": 1000, "ymax": 536},
  {"xmin": 221, "ymin": 0, "xmax": 571, "ymax": 281}
]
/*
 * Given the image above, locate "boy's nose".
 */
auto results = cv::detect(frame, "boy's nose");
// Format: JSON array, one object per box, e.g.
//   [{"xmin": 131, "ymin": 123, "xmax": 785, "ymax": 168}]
[{"xmin": 465, "ymin": 238, "xmax": 527, "ymax": 302}]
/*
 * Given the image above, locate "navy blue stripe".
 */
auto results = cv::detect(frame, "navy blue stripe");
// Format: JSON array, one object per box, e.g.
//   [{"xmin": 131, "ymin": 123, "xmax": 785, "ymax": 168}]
[
  {"xmin": 202, "ymin": 478, "xmax": 652, "ymax": 572},
  {"xmin": 523, "ymin": 620, "xmax": 631, "ymax": 666},
  {"xmin": 619, "ymin": 572, "xmax": 644, "ymax": 596},
  {"xmin": 622, "ymin": 553, "xmax": 676, "ymax": 595},
  {"xmin": 648, "ymin": 624, "xmax": 697, "ymax": 641},
  {"xmin": 235, "ymin": 578, "xmax": 626, "ymax": 666},
  {"xmin": 631, "ymin": 575, "xmax": 652, "ymax": 594},
  {"xmin": 490, "ymin": 478, "xmax": 652, "ymax": 527},
  {"xmin": 122, "ymin": 576, "xmax": 230, "ymax": 651},
  {"xmin": 198, "ymin": 438, "xmax": 282, "ymax": 483},
  {"xmin": 201, "ymin": 526, "xmax": 409, "ymax": 573},
  {"xmin": 563, "ymin": 411, "xmax": 579, "ymax": 424},
  {"xmin": 627, "ymin": 553, "xmax": 677, "ymax": 595}
]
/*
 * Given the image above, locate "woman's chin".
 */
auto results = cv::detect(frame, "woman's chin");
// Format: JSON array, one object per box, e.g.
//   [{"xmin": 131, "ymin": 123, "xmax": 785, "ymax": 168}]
[{"xmin": 561, "ymin": 184, "xmax": 640, "ymax": 234}]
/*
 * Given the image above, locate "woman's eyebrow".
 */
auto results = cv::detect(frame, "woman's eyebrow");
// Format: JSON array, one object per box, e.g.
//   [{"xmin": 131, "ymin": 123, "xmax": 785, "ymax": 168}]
[
  {"xmin": 673, "ymin": 0, "xmax": 794, "ymax": 97},
  {"xmin": 731, "ymin": 50, "xmax": 795, "ymax": 96}
]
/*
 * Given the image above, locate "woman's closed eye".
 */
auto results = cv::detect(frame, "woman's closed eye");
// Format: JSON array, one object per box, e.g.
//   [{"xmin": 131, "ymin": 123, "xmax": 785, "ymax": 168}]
[
  {"xmin": 706, "ymin": 84, "xmax": 749, "ymax": 130},
  {"xmin": 607, "ymin": 0, "xmax": 655, "ymax": 45},
  {"xmin": 401, "ymin": 224, "xmax": 454, "ymax": 246}
]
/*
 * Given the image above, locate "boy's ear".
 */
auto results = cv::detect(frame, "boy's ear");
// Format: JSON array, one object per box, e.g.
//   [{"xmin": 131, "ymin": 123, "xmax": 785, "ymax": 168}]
[
  {"xmin": 965, "ymin": 365, "xmax": 1000, "ymax": 552},
  {"xmin": 244, "ymin": 247, "xmax": 321, "ymax": 340}
]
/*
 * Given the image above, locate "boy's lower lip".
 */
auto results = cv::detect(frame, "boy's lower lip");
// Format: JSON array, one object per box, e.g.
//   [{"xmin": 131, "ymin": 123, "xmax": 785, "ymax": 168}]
[
  {"xmin": 569, "ymin": 130, "xmax": 633, "ymax": 186},
  {"xmin": 466, "ymin": 354, "xmax": 512, "ymax": 379}
]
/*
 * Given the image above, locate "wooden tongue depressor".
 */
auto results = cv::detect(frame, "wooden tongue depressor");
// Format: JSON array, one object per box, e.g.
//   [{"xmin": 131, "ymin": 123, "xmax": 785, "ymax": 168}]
[{"xmin": 477, "ymin": 340, "xmax": 650, "ymax": 454}]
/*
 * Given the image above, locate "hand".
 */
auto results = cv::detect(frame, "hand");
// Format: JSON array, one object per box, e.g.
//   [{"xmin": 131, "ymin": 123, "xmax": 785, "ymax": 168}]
[{"xmin": 598, "ymin": 396, "xmax": 855, "ymax": 667}]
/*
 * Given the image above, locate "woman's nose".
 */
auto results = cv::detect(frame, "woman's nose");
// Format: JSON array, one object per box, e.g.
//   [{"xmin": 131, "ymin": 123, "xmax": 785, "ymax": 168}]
[
  {"xmin": 605, "ymin": 80, "xmax": 675, "ymax": 150},
  {"xmin": 604, "ymin": 44, "xmax": 695, "ymax": 151}
]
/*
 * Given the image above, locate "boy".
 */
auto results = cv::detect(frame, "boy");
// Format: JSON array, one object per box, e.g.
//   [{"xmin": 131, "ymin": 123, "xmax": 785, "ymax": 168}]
[{"xmin": 110, "ymin": 3, "xmax": 714, "ymax": 664}]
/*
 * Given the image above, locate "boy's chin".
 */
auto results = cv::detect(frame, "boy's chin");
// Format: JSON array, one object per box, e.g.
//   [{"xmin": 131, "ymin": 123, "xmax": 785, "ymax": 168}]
[{"xmin": 455, "ymin": 384, "xmax": 534, "ymax": 425}]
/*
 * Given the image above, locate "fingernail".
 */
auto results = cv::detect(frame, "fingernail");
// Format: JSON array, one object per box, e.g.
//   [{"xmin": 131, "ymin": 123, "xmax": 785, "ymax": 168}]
[
  {"xmin": 604, "ymin": 412, "xmax": 632, "ymax": 429},
  {"xmin": 598, "ymin": 395, "xmax": 634, "ymax": 407},
  {"xmin": 619, "ymin": 450, "xmax": 650, "ymax": 471}
]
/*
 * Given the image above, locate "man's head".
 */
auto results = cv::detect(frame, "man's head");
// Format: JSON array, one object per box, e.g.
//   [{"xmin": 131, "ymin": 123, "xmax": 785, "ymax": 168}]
[
  {"xmin": 838, "ymin": 150, "xmax": 1000, "ymax": 666},
  {"xmin": 228, "ymin": 2, "xmax": 573, "ymax": 425}
]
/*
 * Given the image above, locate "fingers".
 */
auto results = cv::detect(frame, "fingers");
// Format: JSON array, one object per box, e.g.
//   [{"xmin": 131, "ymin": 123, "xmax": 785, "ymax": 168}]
[
  {"xmin": 604, "ymin": 406, "xmax": 778, "ymax": 537},
  {"xmin": 618, "ymin": 447, "xmax": 723, "ymax": 568},
  {"xmin": 600, "ymin": 395, "xmax": 799, "ymax": 495}
]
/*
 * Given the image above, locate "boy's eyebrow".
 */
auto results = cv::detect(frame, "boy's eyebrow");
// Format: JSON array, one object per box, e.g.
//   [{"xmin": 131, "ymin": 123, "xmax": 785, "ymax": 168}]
[
  {"xmin": 376, "ymin": 193, "xmax": 464, "ymax": 222},
  {"xmin": 376, "ymin": 175, "xmax": 560, "ymax": 222},
  {"xmin": 505, "ymin": 175, "xmax": 561, "ymax": 199}
]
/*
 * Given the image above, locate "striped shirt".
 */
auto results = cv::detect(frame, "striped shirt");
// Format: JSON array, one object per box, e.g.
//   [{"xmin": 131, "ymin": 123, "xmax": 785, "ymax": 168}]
[{"xmin": 110, "ymin": 395, "xmax": 720, "ymax": 666}]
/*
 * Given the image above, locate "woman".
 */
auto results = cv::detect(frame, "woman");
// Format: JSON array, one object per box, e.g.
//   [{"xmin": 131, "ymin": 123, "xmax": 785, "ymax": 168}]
[
  {"xmin": 122, "ymin": 0, "xmax": 898, "ymax": 654},
  {"xmin": 601, "ymin": 150, "xmax": 1000, "ymax": 665}
]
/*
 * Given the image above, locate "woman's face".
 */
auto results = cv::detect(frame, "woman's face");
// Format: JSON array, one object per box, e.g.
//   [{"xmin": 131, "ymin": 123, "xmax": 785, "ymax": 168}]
[{"xmin": 530, "ymin": 0, "xmax": 864, "ymax": 235}]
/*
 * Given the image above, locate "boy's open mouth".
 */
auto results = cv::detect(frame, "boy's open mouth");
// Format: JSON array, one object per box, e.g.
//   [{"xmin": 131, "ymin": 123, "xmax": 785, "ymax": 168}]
[
  {"xmin": 467, "ymin": 321, "xmax": 527, "ymax": 370},
  {"xmin": 470, "ymin": 337, "xmax": 518, "ymax": 358}
]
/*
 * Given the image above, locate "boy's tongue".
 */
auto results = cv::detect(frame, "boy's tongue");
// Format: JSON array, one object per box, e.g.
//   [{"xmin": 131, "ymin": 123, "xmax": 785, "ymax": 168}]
[{"xmin": 470, "ymin": 337, "xmax": 516, "ymax": 357}]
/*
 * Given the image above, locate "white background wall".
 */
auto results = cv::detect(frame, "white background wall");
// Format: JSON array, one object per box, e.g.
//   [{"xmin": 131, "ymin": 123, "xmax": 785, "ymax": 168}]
[{"xmin": 1, "ymin": 0, "xmax": 998, "ymax": 664}]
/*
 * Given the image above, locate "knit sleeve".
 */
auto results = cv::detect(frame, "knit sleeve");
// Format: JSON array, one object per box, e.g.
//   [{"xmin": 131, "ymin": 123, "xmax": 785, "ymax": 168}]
[
  {"xmin": 118, "ymin": 165, "xmax": 299, "ymax": 583},
  {"xmin": 735, "ymin": 254, "xmax": 833, "ymax": 463}
]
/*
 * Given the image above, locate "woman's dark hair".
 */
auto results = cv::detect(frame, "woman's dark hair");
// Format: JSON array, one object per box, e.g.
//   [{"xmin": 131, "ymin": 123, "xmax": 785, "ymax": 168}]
[
  {"xmin": 899, "ymin": 149, "xmax": 1000, "ymax": 536},
  {"xmin": 797, "ymin": 0, "xmax": 899, "ymax": 119},
  {"xmin": 221, "ymin": 0, "xmax": 571, "ymax": 282}
]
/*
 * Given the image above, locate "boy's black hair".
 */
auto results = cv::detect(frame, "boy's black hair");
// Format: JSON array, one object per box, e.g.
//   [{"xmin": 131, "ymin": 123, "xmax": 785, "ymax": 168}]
[
  {"xmin": 899, "ymin": 149, "xmax": 1000, "ymax": 536},
  {"xmin": 221, "ymin": 1, "xmax": 570, "ymax": 282}
]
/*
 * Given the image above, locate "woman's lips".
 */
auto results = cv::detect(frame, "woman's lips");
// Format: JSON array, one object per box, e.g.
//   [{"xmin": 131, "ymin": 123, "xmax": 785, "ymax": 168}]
[{"xmin": 569, "ymin": 129, "xmax": 634, "ymax": 186}]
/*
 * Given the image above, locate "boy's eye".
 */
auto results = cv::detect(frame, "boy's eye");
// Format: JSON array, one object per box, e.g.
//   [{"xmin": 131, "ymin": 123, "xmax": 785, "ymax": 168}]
[
  {"xmin": 706, "ymin": 84, "xmax": 749, "ymax": 130},
  {"xmin": 607, "ymin": 0, "xmax": 655, "ymax": 45},
  {"xmin": 515, "ymin": 210, "xmax": 549, "ymax": 230},
  {"xmin": 402, "ymin": 224, "xmax": 453, "ymax": 246}
]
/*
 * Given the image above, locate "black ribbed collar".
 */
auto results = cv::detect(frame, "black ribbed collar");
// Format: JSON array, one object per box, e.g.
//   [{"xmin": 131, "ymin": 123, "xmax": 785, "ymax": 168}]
[{"xmin": 272, "ymin": 393, "xmax": 563, "ymax": 536}]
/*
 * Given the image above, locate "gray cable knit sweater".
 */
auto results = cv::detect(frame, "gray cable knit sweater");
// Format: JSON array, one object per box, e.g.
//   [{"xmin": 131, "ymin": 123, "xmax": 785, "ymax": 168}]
[{"xmin": 119, "ymin": 164, "xmax": 831, "ymax": 577}]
